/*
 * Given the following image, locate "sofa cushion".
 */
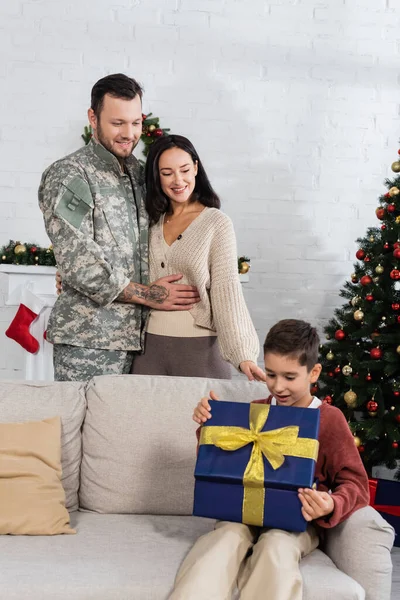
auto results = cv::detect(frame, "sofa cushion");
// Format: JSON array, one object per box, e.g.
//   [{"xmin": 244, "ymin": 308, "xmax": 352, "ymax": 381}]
[
  {"xmin": 0, "ymin": 380, "xmax": 86, "ymax": 511},
  {"xmin": 80, "ymin": 374, "xmax": 267, "ymax": 515},
  {"xmin": 0, "ymin": 416, "xmax": 75, "ymax": 536},
  {"xmin": 0, "ymin": 512, "xmax": 365, "ymax": 600}
]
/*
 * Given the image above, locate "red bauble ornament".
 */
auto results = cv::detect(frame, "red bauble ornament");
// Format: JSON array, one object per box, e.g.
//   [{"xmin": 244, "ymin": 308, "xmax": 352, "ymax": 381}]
[
  {"xmin": 394, "ymin": 241, "xmax": 400, "ymax": 249},
  {"xmin": 335, "ymin": 329, "xmax": 346, "ymax": 341},
  {"xmin": 366, "ymin": 374, "xmax": 372, "ymax": 381},
  {"xmin": 351, "ymin": 275, "xmax": 358, "ymax": 283},
  {"xmin": 310, "ymin": 385, "xmax": 318, "ymax": 394},
  {"xmin": 398, "ymin": 149, "xmax": 400, "ymax": 155},
  {"xmin": 395, "ymin": 414, "xmax": 400, "ymax": 423},
  {"xmin": 359, "ymin": 445, "xmax": 365, "ymax": 453},
  {"xmin": 364, "ymin": 256, "xmax": 371, "ymax": 262},
  {"xmin": 387, "ymin": 204, "xmax": 396, "ymax": 213},
  {"xmin": 394, "ymin": 390, "xmax": 400, "ymax": 396},
  {"xmin": 356, "ymin": 249, "xmax": 366, "ymax": 260},
  {"xmin": 334, "ymin": 366, "xmax": 341, "ymax": 375},
  {"xmin": 30, "ymin": 247, "xmax": 37, "ymax": 253},
  {"xmin": 353, "ymin": 373, "xmax": 359, "ymax": 379},
  {"xmin": 154, "ymin": 128, "xmax": 163, "ymax": 137},
  {"xmin": 392, "ymin": 303, "xmax": 400, "ymax": 311},
  {"xmin": 384, "ymin": 242, "xmax": 390, "ymax": 250},
  {"xmin": 370, "ymin": 347, "xmax": 383, "ymax": 360},
  {"xmin": 397, "ymin": 316, "xmax": 400, "ymax": 324},
  {"xmin": 376, "ymin": 207, "xmax": 386, "ymax": 220},
  {"xmin": 390, "ymin": 269, "xmax": 400, "ymax": 280},
  {"xmin": 381, "ymin": 225, "xmax": 387, "ymax": 230},
  {"xmin": 323, "ymin": 395, "xmax": 333, "ymax": 404},
  {"xmin": 366, "ymin": 294, "xmax": 374, "ymax": 302},
  {"xmin": 328, "ymin": 371, "xmax": 334, "ymax": 378},
  {"xmin": 366, "ymin": 400, "xmax": 378, "ymax": 412},
  {"xmin": 393, "ymin": 442, "xmax": 399, "ymax": 449},
  {"xmin": 393, "ymin": 248, "xmax": 400, "ymax": 260},
  {"xmin": 360, "ymin": 275, "xmax": 372, "ymax": 286},
  {"xmin": 146, "ymin": 133, "xmax": 151, "ymax": 137},
  {"xmin": 142, "ymin": 114, "xmax": 147, "ymax": 120}
]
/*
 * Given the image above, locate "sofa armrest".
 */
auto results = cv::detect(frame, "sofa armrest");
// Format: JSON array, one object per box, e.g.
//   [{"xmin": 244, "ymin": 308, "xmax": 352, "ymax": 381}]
[{"xmin": 323, "ymin": 506, "xmax": 394, "ymax": 600}]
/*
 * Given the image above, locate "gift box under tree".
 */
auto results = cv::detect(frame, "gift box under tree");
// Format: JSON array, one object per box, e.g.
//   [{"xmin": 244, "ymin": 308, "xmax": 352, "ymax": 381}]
[
  {"xmin": 193, "ymin": 401, "xmax": 320, "ymax": 532},
  {"xmin": 369, "ymin": 478, "xmax": 400, "ymax": 547}
]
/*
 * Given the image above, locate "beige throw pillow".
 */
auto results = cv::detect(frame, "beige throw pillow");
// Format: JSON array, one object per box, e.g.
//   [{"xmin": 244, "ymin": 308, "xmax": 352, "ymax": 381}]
[{"xmin": 0, "ymin": 416, "xmax": 75, "ymax": 535}]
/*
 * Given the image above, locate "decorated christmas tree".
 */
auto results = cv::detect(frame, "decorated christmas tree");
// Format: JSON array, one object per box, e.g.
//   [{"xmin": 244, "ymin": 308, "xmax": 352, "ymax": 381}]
[{"xmin": 319, "ymin": 146, "xmax": 400, "ymax": 478}]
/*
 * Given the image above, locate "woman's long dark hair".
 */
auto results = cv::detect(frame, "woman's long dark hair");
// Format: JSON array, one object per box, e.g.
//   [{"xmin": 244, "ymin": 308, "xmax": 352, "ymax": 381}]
[{"xmin": 145, "ymin": 134, "xmax": 221, "ymax": 224}]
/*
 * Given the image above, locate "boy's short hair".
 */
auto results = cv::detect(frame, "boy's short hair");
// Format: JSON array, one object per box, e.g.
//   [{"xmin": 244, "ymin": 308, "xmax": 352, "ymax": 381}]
[{"xmin": 263, "ymin": 319, "xmax": 320, "ymax": 371}]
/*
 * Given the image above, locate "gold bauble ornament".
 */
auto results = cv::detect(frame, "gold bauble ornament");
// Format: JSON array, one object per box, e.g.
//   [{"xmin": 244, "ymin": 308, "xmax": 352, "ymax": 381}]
[
  {"xmin": 396, "ymin": 345, "xmax": 400, "ymax": 355},
  {"xmin": 344, "ymin": 390, "xmax": 357, "ymax": 406},
  {"xmin": 391, "ymin": 406, "xmax": 396, "ymax": 411},
  {"xmin": 1, "ymin": 255, "xmax": 6, "ymax": 260},
  {"xmin": 14, "ymin": 244, "xmax": 26, "ymax": 255},
  {"xmin": 354, "ymin": 309, "xmax": 364, "ymax": 321},
  {"xmin": 342, "ymin": 364, "xmax": 353, "ymax": 376},
  {"xmin": 391, "ymin": 161, "xmax": 400, "ymax": 173},
  {"xmin": 368, "ymin": 411, "xmax": 377, "ymax": 417},
  {"xmin": 396, "ymin": 215, "xmax": 400, "ymax": 224},
  {"xmin": 351, "ymin": 296, "xmax": 361, "ymax": 307},
  {"xmin": 326, "ymin": 351, "xmax": 334, "ymax": 361},
  {"xmin": 373, "ymin": 277, "xmax": 380, "ymax": 283},
  {"xmin": 148, "ymin": 124, "xmax": 156, "ymax": 132},
  {"xmin": 239, "ymin": 261, "xmax": 250, "ymax": 274},
  {"xmin": 34, "ymin": 256, "xmax": 39, "ymax": 262},
  {"xmin": 369, "ymin": 236, "xmax": 375, "ymax": 242},
  {"xmin": 375, "ymin": 265, "xmax": 384, "ymax": 274},
  {"xmin": 389, "ymin": 186, "xmax": 400, "ymax": 196},
  {"xmin": 353, "ymin": 436, "xmax": 362, "ymax": 448}
]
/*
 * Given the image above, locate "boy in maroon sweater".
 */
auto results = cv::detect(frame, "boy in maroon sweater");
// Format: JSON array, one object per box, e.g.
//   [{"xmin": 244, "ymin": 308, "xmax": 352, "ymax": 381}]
[{"xmin": 170, "ymin": 319, "xmax": 369, "ymax": 600}]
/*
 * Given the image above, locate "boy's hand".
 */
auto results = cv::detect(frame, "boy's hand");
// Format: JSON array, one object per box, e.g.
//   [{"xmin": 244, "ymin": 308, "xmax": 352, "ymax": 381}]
[
  {"xmin": 298, "ymin": 488, "xmax": 334, "ymax": 521},
  {"xmin": 239, "ymin": 361, "xmax": 267, "ymax": 382},
  {"xmin": 193, "ymin": 390, "xmax": 219, "ymax": 424}
]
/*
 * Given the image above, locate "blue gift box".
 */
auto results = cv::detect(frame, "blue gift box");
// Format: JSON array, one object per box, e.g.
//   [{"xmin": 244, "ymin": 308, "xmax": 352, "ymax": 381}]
[{"xmin": 193, "ymin": 400, "xmax": 320, "ymax": 532}]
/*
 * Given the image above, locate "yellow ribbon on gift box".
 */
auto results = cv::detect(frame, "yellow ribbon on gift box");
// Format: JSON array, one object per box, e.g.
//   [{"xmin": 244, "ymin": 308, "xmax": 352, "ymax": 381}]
[{"xmin": 199, "ymin": 403, "xmax": 319, "ymax": 527}]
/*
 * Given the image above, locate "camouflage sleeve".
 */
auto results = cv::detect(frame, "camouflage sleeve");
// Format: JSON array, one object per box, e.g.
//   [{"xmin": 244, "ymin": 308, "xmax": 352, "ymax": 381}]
[{"xmin": 38, "ymin": 162, "xmax": 129, "ymax": 307}]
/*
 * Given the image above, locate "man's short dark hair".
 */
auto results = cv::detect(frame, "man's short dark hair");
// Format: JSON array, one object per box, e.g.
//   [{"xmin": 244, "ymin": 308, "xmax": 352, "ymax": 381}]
[
  {"xmin": 91, "ymin": 73, "xmax": 143, "ymax": 118},
  {"xmin": 263, "ymin": 319, "xmax": 320, "ymax": 371}
]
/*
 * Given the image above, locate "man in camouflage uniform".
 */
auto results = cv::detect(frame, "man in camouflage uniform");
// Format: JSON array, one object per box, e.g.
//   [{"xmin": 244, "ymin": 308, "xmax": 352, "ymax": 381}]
[{"xmin": 39, "ymin": 74, "xmax": 199, "ymax": 381}]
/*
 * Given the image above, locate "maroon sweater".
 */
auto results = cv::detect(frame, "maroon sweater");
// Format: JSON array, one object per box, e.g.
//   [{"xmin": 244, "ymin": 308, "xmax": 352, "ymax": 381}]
[{"xmin": 197, "ymin": 398, "xmax": 369, "ymax": 529}]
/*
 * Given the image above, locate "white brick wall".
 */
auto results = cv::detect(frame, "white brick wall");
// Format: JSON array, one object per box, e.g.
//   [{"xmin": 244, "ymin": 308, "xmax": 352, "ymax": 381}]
[{"xmin": 0, "ymin": 0, "xmax": 399, "ymax": 378}]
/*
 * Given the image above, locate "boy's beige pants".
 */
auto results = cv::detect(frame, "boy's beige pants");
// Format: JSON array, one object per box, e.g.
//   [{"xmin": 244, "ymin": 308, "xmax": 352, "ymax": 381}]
[{"xmin": 169, "ymin": 520, "xmax": 319, "ymax": 600}]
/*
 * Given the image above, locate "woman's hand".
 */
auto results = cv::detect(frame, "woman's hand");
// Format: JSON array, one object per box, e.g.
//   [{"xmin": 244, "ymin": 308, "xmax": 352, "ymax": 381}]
[
  {"xmin": 239, "ymin": 361, "xmax": 267, "ymax": 382},
  {"xmin": 55, "ymin": 270, "xmax": 62, "ymax": 295},
  {"xmin": 193, "ymin": 390, "xmax": 219, "ymax": 424}
]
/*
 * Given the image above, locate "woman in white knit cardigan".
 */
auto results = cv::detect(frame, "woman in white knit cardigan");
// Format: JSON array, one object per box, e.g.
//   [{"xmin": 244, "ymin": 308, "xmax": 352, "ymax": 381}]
[{"xmin": 131, "ymin": 135, "xmax": 265, "ymax": 382}]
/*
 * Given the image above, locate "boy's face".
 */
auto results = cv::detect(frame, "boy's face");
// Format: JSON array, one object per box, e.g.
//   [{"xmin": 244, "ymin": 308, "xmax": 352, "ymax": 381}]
[{"xmin": 264, "ymin": 352, "xmax": 322, "ymax": 408}]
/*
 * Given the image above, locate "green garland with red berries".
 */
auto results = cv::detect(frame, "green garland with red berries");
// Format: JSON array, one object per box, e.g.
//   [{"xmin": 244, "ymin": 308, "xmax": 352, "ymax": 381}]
[{"xmin": 0, "ymin": 241, "xmax": 56, "ymax": 266}]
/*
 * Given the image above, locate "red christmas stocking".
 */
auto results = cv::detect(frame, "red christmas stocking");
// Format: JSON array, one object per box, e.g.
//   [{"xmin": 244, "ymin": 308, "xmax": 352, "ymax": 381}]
[{"xmin": 6, "ymin": 303, "xmax": 40, "ymax": 353}]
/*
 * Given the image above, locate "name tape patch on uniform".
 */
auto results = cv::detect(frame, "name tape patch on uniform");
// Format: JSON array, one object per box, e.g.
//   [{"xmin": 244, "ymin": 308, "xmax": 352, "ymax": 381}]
[{"xmin": 55, "ymin": 176, "xmax": 94, "ymax": 229}]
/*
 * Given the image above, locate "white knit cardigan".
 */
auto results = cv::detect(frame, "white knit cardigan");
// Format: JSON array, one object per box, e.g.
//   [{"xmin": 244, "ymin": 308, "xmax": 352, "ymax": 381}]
[{"xmin": 149, "ymin": 207, "xmax": 260, "ymax": 367}]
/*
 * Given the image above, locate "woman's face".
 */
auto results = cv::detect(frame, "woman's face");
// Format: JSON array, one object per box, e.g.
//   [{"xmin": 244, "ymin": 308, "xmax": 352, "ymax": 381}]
[{"xmin": 158, "ymin": 147, "xmax": 198, "ymax": 205}]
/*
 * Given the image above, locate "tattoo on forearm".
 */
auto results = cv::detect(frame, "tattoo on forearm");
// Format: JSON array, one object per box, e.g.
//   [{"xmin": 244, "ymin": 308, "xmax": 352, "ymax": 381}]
[
  {"xmin": 117, "ymin": 283, "xmax": 169, "ymax": 305},
  {"xmin": 144, "ymin": 284, "xmax": 169, "ymax": 304}
]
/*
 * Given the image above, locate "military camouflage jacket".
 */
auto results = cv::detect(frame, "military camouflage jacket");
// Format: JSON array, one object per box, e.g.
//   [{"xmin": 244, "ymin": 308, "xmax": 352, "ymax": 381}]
[{"xmin": 38, "ymin": 137, "xmax": 149, "ymax": 351}]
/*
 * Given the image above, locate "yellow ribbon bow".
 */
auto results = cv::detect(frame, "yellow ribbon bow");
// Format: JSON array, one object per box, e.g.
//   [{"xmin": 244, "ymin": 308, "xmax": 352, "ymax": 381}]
[{"xmin": 199, "ymin": 403, "xmax": 319, "ymax": 526}]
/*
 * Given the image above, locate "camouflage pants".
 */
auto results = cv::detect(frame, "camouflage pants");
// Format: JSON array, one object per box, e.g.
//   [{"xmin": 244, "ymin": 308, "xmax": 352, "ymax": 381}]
[{"xmin": 53, "ymin": 344, "xmax": 135, "ymax": 382}]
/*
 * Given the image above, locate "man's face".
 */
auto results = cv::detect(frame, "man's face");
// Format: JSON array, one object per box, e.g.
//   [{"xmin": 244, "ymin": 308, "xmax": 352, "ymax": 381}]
[
  {"xmin": 264, "ymin": 352, "xmax": 321, "ymax": 408},
  {"xmin": 88, "ymin": 93, "xmax": 143, "ymax": 160}
]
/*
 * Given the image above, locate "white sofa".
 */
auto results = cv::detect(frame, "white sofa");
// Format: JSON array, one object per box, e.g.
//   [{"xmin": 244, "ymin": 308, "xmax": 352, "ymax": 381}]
[{"xmin": 0, "ymin": 375, "xmax": 395, "ymax": 600}]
